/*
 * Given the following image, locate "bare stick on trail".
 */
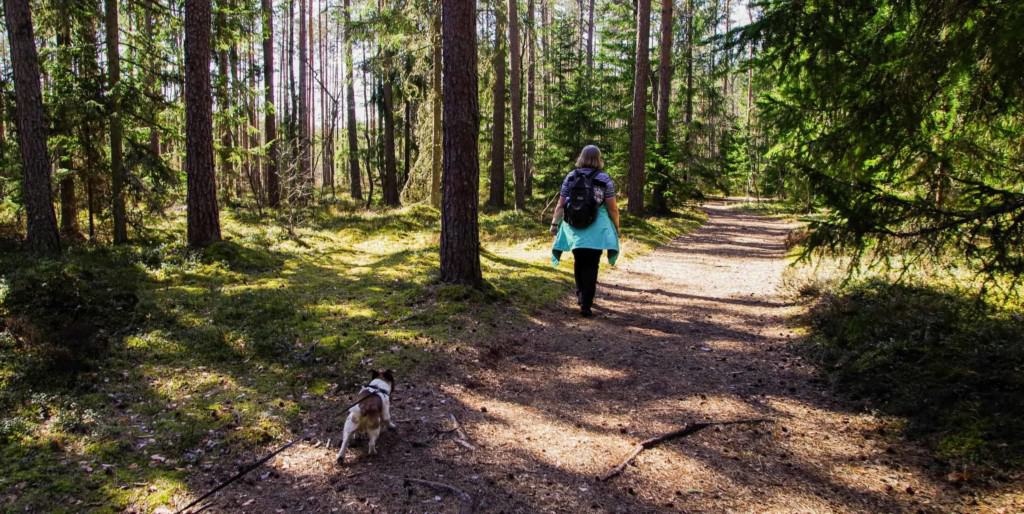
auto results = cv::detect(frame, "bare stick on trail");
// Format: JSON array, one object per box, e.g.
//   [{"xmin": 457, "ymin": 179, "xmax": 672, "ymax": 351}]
[{"xmin": 599, "ymin": 418, "xmax": 773, "ymax": 481}]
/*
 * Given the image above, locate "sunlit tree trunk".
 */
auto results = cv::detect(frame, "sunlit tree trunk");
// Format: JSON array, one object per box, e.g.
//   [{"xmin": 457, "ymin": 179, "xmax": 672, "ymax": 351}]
[
  {"xmin": 586, "ymin": 0, "xmax": 594, "ymax": 70},
  {"xmin": 262, "ymin": 0, "xmax": 281, "ymax": 206},
  {"xmin": 215, "ymin": 37, "xmax": 234, "ymax": 202},
  {"xmin": 4, "ymin": 0, "xmax": 60, "ymax": 254},
  {"xmin": 488, "ymin": 0, "xmax": 506, "ymax": 209},
  {"xmin": 439, "ymin": 0, "xmax": 482, "ymax": 286},
  {"xmin": 430, "ymin": 8, "xmax": 442, "ymax": 208},
  {"xmin": 343, "ymin": 0, "xmax": 362, "ymax": 200},
  {"xmin": 651, "ymin": 0, "xmax": 673, "ymax": 213},
  {"xmin": 185, "ymin": 0, "xmax": 222, "ymax": 247},
  {"xmin": 526, "ymin": 0, "xmax": 536, "ymax": 197},
  {"xmin": 627, "ymin": 0, "xmax": 651, "ymax": 215},
  {"xmin": 145, "ymin": 7, "xmax": 160, "ymax": 160},
  {"xmin": 381, "ymin": 58, "xmax": 400, "ymax": 207},
  {"xmin": 509, "ymin": 0, "xmax": 525, "ymax": 210},
  {"xmin": 299, "ymin": 0, "xmax": 312, "ymax": 200},
  {"xmin": 683, "ymin": 0, "xmax": 694, "ymax": 183}
]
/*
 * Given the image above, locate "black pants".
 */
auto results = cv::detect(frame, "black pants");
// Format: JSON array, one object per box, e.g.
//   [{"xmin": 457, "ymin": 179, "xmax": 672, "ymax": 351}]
[{"xmin": 572, "ymin": 248, "xmax": 603, "ymax": 309}]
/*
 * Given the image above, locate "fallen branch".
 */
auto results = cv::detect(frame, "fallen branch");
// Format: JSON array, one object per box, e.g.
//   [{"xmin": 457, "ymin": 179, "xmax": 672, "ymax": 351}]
[
  {"xmin": 174, "ymin": 438, "xmax": 301, "ymax": 514},
  {"xmin": 434, "ymin": 413, "xmax": 476, "ymax": 450},
  {"xmin": 598, "ymin": 418, "xmax": 773, "ymax": 481},
  {"xmin": 378, "ymin": 473, "xmax": 478, "ymax": 514}
]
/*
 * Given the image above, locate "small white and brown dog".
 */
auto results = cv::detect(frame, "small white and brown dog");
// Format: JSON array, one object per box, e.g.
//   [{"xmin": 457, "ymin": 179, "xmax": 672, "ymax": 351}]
[{"xmin": 336, "ymin": 370, "xmax": 396, "ymax": 464}]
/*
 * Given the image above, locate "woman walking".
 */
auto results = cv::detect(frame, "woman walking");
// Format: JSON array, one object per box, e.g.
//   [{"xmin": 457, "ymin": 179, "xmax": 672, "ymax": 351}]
[{"xmin": 550, "ymin": 145, "xmax": 621, "ymax": 317}]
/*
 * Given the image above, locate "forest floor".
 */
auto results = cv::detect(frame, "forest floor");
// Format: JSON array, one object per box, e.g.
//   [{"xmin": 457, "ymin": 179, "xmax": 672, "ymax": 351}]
[{"xmin": 176, "ymin": 200, "xmax": 1022, "ymax": 513}]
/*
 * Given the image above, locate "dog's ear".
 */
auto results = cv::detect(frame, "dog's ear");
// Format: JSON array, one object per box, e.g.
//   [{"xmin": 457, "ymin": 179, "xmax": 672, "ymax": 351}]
[
  {"xmin": 383, "ymin": 369, "xmax": 395, "ymax": 383},
  {"xmin": 370, "ymin": 370, "xmax": 380, "ymax": 379}
]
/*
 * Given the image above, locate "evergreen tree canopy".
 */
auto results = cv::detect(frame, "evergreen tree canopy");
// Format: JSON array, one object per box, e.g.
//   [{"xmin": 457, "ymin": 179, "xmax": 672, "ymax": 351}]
[{"xmin": 748, "ymin": 0, "xmax": 1024, "ymax": 275}]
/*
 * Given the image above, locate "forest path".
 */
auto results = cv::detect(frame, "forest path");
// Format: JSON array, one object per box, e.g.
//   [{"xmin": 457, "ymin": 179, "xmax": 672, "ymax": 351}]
[{"xmin": 194, "ymin": 201, "xmax": 965, "ymax": 513}]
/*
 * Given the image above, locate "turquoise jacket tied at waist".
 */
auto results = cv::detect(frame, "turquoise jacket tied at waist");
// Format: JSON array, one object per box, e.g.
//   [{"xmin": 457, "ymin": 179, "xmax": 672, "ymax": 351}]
[{"xmin": 551, "ymin": 205, "xmax": 620, "ymax": 266}]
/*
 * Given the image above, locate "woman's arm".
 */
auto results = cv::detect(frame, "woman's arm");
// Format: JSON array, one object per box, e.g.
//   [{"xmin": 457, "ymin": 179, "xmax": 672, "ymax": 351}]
[
  {"xmin": 606, "ymin": 197, "xmax": 621, "ymax": 235},
  {"xmin": 550, "ymin": 196, "xmax": 566, "ymax": 235}
]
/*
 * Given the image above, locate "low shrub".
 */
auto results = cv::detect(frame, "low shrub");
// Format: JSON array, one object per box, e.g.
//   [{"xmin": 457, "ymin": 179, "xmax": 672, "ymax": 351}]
[{"xmin": 803, "ymin": 279, "xmax": 1024, "ymax": 467}]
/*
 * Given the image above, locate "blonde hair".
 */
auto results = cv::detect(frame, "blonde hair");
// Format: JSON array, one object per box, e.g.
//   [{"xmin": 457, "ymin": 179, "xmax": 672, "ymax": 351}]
[{"xmin": 574, "ymin": 145, "xmax": 604, "ymax": 170}]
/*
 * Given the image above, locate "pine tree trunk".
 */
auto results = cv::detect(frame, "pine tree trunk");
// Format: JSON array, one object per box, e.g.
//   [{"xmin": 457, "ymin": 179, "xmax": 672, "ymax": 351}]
[
  {"xmin": 651, "ymin": 0, "xmax": 673, "ymax": 214},
  {"xmin": 75, "ymin": 16, "xmax": 104, "ymax": 238},
  {"xmin": 723, "ymin": 0, "xmax": 731, "ymax": 114},
  {"xmin": 105, "ymin": 0, "xmax": 127, "ymax": 243},
  {"xmin": 526, "ymin": 0, "xmax": 536, "ymax": 197},
  {"xmin": 262, "ymin": 0, "xmax": 281, "ymax": 206},
  {"xmin": 56, "ymin": 24, "xmax": 80, "ymax": 239},
  {"xmin": 299, "ymin": 0, "xmax": 311, "ymax": 201},
  {"xmin": 586, "ymin": 0, "xmax": 595, "ymax": 70},
  {"xmin": 540, "ymin": 0, "xmax": 550, "ymax": 125},
  {"xmin": 4, "ymin": 0, "xmax": 60, "ymax": 254},
  {"xmin": 684, "ymin": 0, "xmax": 694, "ymax": 183},
  {"xmin": 403, "ymin": 99, "xmax": 412, "ymax": 189},
  {"xmin": 488, "ymin": 0, "xmax": 506, "ymax": 209},
  {"xmin": 627, "ymin": 0, "xmax": 651, "ymax": 215},
  {"xmin": 430, "ymin": 9, "xmax": 442, "ymax": 208},
  {"xmin": 145, "ymin": 8, "xmax": 160, "ymax": 159},
  {"xmin": 343, "ymin": 0, "xmax": 362, "ymax": 200},
  {"xmin": 215, "ymin": 45, "xmax": 234, "ymax": 202},
  {"xmin": 439, "ymin": 0, "xmax": 482, "ymax": 286},
  {"xmin": 185, "ymin": 0, "xmax": 222, "ymax": 247},
  {"xmin": 509, "ymin": 0, "xmax": 525, "ymax": 210},
  {"xmin": 381, "ymin": 65, "xmax": 400, "ymax": 207}
]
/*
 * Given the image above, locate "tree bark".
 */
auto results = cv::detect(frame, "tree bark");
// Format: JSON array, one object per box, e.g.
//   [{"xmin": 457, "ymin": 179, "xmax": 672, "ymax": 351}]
[
  {"xmin": 723, "ymin": 0, "xmax": 732, "ymax": 114},
  {"xmin": 430, "ymin": 9, "xmax": 442, "ymax": 208},
  {"xmin": 403, "ymin": 98, "xmax": 412, "ymax": 188},
  {"xmin": 262, "ymin": 0, "xmax": 281, "ymax": 206},
  {"xmin": 215, "ymin": 43, "xmax": 234, "ymax": 202},
  {"xmin": 56, "ymin": 23, "xmax": 80, "ymax": 238},
  {"xmin": 684, "ymin": 0, "xmax": 694, "ymax": 182},
  {"xmin": 185, "ymin": 0, "xmax": 222, "ymax": 247},
  {"xmin": 299, "ymin": 0, "xmax": 312, "ymax": 200},
  {"xmin": 145, "ymin": 7, "xmax": 160, "ymax": 159},
  {"xmin": 488, "ymin": 0, "xmax": 506, "ymax": 209},
  {"xmin": 586, "ymin": 0, "xmax": 595, "ymax": 70},
  {"xmin": 381, "ymin": 62, "xmax": 400, "ymax": 207},
  {"xmin": 439, "ymin": 0, "xmax": 483, "ymax": 286},
  {"xmin": 343, "ymin": 0, "xmax": 362, "ymax": 200},
  {"xmin": 526, "ymin": 0, "xmax": 536, "ymax": 197},
  {"xmin": 105, "ymin": 0, "xmax": 127, "ymax": 243},
  {"xmin": 4, "ymin": 0, "xmax": 60, "ymax": 254},
  {"xmin": 509, "ymin": 0, "xmax": 525, "ymax": 210},
  {"xmin": 651, "ymin": 0, "xmax": 673, "ymax": 213},
  {"xmin": 627, "ymin": 0, "xmax": 652, "ymax": 215}
]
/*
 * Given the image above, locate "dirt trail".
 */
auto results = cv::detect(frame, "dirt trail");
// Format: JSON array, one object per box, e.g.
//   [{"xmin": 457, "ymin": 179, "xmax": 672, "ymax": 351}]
[{"xmin": 187, "ymin": 202, "xmax": 971, "ymax": 513}]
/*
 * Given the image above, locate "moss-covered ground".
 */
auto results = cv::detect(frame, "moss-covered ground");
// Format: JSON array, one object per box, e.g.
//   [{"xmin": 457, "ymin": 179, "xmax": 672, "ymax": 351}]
[{"xmin": 0, "ymin": 201, "xmax": 703, "ymax": 512}]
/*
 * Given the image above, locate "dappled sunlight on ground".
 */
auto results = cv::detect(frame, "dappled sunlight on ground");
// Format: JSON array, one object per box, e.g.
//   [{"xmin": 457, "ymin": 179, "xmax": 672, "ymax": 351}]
[{"xmin": 195, "ymin": 201, "xmax": 1004, "ymax": 513}]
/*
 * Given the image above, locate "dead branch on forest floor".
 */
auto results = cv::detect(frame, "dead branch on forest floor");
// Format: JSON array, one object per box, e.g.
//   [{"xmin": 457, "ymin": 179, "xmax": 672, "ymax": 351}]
[
  {"xmin": 599, "ymin": 418, "xmax": 773, "ymax": 481},
  {"xmin": 378, "ymin": 473, "xmax": 478, "ymax": 514}
]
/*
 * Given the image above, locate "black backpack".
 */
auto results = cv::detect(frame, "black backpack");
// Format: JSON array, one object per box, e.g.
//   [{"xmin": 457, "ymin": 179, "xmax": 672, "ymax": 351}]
[{"xmin": 564, "ymin": 168, "xmax": 606, "ymax": 229}]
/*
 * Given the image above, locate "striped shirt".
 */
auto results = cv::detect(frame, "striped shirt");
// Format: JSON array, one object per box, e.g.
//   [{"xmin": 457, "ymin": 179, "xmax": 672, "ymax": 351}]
[{"xmin": 559, "ymin": 168, "xmax": 616, "ymax": 202}]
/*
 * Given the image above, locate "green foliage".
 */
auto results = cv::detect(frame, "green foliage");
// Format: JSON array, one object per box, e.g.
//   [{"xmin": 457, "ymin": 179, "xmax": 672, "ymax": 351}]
[
  {"xmin": 749, "ymin": 0, "xmax": 1024, "ymax": 275},
  {"xmin": 803, "ymin": 279, "xmax": 1024, "ymax": 467}
]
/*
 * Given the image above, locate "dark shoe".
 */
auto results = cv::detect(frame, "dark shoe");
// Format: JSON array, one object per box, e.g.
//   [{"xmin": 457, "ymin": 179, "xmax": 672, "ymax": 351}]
[{"xmin": 580, "ymin": 306, "xmax": 593, "ymax": 317}]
